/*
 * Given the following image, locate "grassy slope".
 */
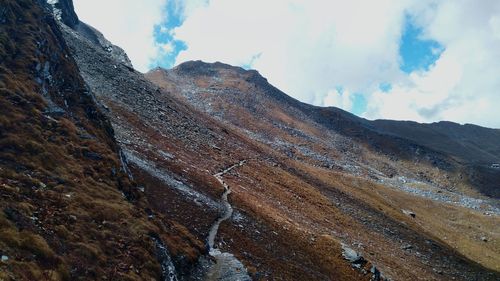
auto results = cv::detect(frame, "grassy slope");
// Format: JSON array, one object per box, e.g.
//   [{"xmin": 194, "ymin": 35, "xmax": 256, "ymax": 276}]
[
  {"xmin": 147, "ymin": 64, "xmax": 500, "ymax": 280},
  {"xmin": 0, "ymin": 1, "xmax": 202, "ymax": 280}
]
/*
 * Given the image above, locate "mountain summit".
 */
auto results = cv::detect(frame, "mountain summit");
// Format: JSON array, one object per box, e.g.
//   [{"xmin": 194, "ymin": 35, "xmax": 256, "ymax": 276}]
[{"xmin": 0, "ymin": 1, "xmax": 499, "ymax": 280}]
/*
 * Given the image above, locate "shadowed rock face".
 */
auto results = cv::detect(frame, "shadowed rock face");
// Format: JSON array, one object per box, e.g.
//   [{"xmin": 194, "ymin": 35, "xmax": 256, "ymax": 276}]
[
  {"xmin": 43, "ymin": 0, "xmax": 77, "ymax": 26},
  {"xmin": 48, "ymin": 0, "xmax": 79, "ymax": 27}
]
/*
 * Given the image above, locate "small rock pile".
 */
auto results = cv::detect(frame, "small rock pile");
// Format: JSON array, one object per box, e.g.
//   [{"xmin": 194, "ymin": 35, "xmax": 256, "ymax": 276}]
[{"xmin": 342, "ymin": 243, "xmax": 388, "ymax": 281}]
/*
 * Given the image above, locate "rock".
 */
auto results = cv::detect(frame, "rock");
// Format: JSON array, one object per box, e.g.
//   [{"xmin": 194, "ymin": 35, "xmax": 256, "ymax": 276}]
[
  {"xmin": 341, "ymin": 244, "xmax": 363, "ymax": 263},
  {"xmin": 151, "ymin": 235, "xmax": 179, "ymax": 281},
  {"xmin": 402, "ymin": 244, "xmax": 413, "ymax": 250},
  {"xmin": 206, "ymin": 251, "xmax": 252, "ymax": 281},
  {"xmin": 480, "ymin": 236, "xmax": 488, "ymax": 242},
  {"xmin": 402, "ymin": 209, "xmax": 416, "ymax": 218},
  {"xmin": 83, "ymin": 150, "xmax": 103, "ymax": 160},
  {"xmin": 159, "ymin": 150, "xmax": 174, "ymax": 160},
  {"xmin": 46, "ymin": 0, "xmax": 79, "ymax": 27},
  {"xmin": 433, "ymin": 268, "xmax": 444, "ymax": 275},
  {"xmin": 145, "ymin": 208, "xmax": 154, "ymax": 219},
  {"xmin": 371, "ymin": 265, "xmax": 381, "ymax": 281},
  {"xmin": 43, "ymin": 105, "xmax": 66, "ymax": 117},
  {"xmin": 71, "ymin": 23, "xmax": 134, "ymax": 68}
]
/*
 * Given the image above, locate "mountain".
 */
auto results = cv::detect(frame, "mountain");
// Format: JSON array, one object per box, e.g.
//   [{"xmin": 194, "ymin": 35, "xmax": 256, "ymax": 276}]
[
  {"xmin": 147, "ymin": 61, "xmax": 500, "ymax": 198},
  {"xmin": 1, "ymin": 1, "xmax": 499, "ymax": 280},
  {"xmin": 0, "ymin": 1, "xmax": 203, "ymax": 280}
]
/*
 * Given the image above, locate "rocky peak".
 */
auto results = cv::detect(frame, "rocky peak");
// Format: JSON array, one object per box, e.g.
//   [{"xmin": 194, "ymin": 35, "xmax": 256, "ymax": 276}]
[
  {"xmin": 46, "ymin": 0, "xmax": 79, "ymax": 27},
  {"xmin": 45, "ymin": 0, "xmax": 133, "ymax": 68},
  {"xmin": 170, "ymin": 60, "xmax": 266, "ymax": 82}
]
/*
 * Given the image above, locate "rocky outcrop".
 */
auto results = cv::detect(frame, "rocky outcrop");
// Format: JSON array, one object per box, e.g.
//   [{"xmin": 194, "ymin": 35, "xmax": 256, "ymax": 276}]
[
  {"xmin": 73, "ymin": 22, "xmax": 133, "ymax": 68},
  {"xmin": 46, "ymin": 0, "xmax": 79, "ymax": 27},
  {"xmin": 342, "ymin": 244, "xmax": 387, "ymax": 281},
  {"xmin": 45, "ymin": 0, "xmax": 133, "ymax": 68}
]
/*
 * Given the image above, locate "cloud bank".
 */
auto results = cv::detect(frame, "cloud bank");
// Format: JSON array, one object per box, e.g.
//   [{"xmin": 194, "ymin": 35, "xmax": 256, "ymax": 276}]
[
  {"xmin": 365, "ymin": 0, "xmax": 500, "ymax": 128},
  {"xmin": 74, "ymin": 0, "xmax": 500, "ymax": 128},
  {"xmin": 169, "ymin": 0, "xmax": 500, "ymax": 128}
]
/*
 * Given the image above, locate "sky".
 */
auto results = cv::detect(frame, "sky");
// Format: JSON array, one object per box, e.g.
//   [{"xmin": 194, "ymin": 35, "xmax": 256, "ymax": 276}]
[{"xmin": 73, "ymin": 0, "xmax": 500, "ymax": 128}]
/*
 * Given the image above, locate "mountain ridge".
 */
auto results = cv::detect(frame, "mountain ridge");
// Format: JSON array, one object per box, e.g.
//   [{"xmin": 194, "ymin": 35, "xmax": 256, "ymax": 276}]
[{"xmin": 148, "ymin": 62, "xmax": 500, "ymax": 198}]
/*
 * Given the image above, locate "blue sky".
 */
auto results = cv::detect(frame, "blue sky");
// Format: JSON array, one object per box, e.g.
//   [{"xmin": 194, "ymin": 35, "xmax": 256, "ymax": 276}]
[
  {"xmin": 151, "ymin": 4, "xmax": 442, "ymax": 117},
  {"xmin": 74, "ymin": 0, "xmax": 500, "ymax": 128},
  {"xmin": 155, "ymin": 10, "xmax": 443, "ymax": 74},
  {"xmin": 399, "ymin": 15, "xmax": 444, "ymax": 74},
  {"xmin": 152, "ymin": 1, "xmax": 186, "ymax": 69}
]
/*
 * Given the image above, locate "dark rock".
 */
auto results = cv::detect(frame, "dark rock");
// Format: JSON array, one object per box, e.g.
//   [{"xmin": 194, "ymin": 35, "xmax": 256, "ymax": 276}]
[
  {"xmin": 51, "ymin": 0, "xmax": 79, "ymax": 27},
  {"xmin": 371, "ymin": 265, "xmax": 381, "ymax": 281},
  {"xmin": 402, "ymin": 244, "xmax": 413, "ymax": 250},
  {"xmin": 145, "ymin": 208, "xmax": 154, "ymax": 219},
  {"xmin": 43, "ymin": 105, "xmax": 66, "ymax": 117},
  {"xmin": 150, "ymin": 234, "xmax": 179, "ymax": 281},
  {"xmin": 68, "ymin": 215, "xmax": 77, "ymax": 222},
  {"xmin": 83, "ymin": 150, "xmax": 103, "ymax": 160},
  {"xmin": 3, "ymin": 207, "xmax": 32, "ymax": 230}
]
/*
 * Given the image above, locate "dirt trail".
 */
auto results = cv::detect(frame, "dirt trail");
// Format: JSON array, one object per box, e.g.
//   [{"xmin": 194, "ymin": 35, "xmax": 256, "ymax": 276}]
[{"xmin": 205, "ymin": 160, "xmax": 251, "ymax": 281}]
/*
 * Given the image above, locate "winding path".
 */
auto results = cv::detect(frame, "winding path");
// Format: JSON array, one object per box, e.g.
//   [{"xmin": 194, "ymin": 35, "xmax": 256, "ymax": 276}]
[{"xmin": 206, "ymin": 160, "xmax": 251, "ymax": 281}]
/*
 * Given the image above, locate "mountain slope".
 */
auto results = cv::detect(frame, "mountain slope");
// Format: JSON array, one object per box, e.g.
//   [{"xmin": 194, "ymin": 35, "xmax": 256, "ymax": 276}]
[
  {"xmin": 0, "ymin": 1, "xmax": 201, "ymax": 280},
  {"xmin": 147, "ymin": 61, "xmax": 500, "ymax": 198},
  {"xmin": 147, "ymin": 61, "xmax": 500, "ymax": 279},
  {"xmin": 1, "ymin": 1, "xmax": 499, "ymax": 280},
  {"xmin": 59, "ymin": 12, "xmax": 374, "ymax": 281},
  {"xmin": 372, "ymin": 120, "xmax": 500, "ymax": 164}
]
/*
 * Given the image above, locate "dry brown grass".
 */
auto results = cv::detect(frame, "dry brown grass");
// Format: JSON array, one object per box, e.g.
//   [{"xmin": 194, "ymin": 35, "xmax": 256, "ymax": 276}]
[
  {"xmin": 0, "ymin": 0, "xmax": 206, "ymax": 279},
  {"xmin": 297, "ymin": 162, "xmax": 500, "ymax": 271}
]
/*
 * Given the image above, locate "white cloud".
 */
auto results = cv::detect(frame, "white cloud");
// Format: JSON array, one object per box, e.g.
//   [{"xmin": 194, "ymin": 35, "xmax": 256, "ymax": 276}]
[
  {"xmin": 323, "ymin": 88, "xmax": 354, "ymax": 111},
  {"xmin": 168, "ymin": 0, "xmax": 500, "ymax": 128},
  {"xmin": 364, "ymin": 0, "xmax": 500, "ymax": 128},
  {"xmin": 73, "ymin": 0, "xmax": 167, "ymax": 72},
  {"xmin": 73, "ymin": 0, "xmax": 500, "ymax": 128},
  {"xmin": 159, "ymin": 42, "xmax": 174, "ymax": 53},
  {"xmin": 172, "ymin": 0, "xmax": 408, "ymax": 105},
  {"xmin": 365, "ymin": 51, "xmax": 463, "ymax": 122}
]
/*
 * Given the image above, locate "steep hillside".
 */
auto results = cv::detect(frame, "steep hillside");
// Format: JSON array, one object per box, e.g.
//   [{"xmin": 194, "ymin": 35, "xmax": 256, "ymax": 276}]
[
  {"xmin": 147, "ymin": 61, "xmax": 500, "ymax": 197},
  {"xmin": 0, "ymin": 0, "xmax": 201, "ymax": 280},
  {"xmin": 372, "ymin": 120, "xmax": 500, "ymax": 164},
  {"xmin": 59, "ymin": 10, "xmax": 373, "ymax": 281},
  {"xmin": 147, "ymin": 62, "xmax": 500, "ymax": 279},
  {"xmin": 371, "ymin": 120, "xmax": 500, "ymax": 197}
]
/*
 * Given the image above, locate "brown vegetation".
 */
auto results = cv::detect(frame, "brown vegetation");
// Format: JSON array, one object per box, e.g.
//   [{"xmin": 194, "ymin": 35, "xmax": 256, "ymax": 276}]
[{"xmin": 0, "ymin": 1, "xmax": 203, "ymax": 280}]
